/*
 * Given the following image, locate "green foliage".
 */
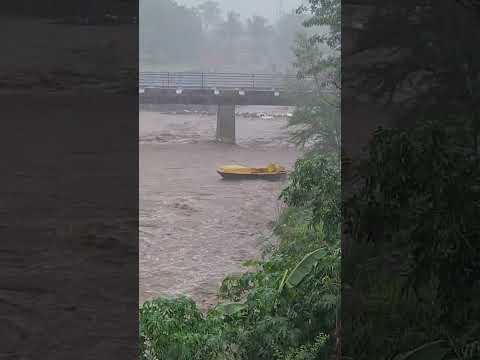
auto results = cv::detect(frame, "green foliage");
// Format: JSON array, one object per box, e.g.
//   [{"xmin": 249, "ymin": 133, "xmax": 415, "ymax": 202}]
[
  {"xmin": 297, "ymin": 0, "xmax": 340, "ymax": 85},
  {"xmin": 215, "ymin": 213, "xmax": 339, "ymax": 360},
  {"xmin": 348, "ymin": 120, "xmax": 480, "ymax": 313},
  {"xmin": 287, "ymin": 96, "xmax": 340, "ymax": 153},
  {"xmin": 293, "ymin": 32, "xmax": 329, "ymax": 82},
  {"xmin": 343, "ymin": 119, "xmax": 480, "ymax": 360},
  {"xmin": 281, "ymin": 154, "xmax": 341, "ymax": 241},
  {"xmin": 289, "ymin": 0, "xmax": 340, "ymax": 154},
  {"xmin": 341, "ymin": 2, "xmax": 480, "ymax": 360},
  {"xmin": 140, "ymin": 297, "xmax": 232, "ymax": 360},
  {"xmin": 286, "ymin": 248, "xmax": 325, "ymax": 288},
  {"xmin": 275, "ymin": 334, "xmax": 330, "ymax": 360},
  {"xmin": 298, "ymin": 0, "xmax": 341, "ymax": 51},
  {"xmin": 289, "ymin": 31, "xmax": 340, "ymax": 153},
  {"xmin": 213, "ymin": 155, "xmax": 340, "ymax": 357}
]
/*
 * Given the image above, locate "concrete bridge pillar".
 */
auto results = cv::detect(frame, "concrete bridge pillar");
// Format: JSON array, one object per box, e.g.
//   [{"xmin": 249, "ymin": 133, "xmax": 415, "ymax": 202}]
[{"xmin": 216, "ymin": 104, "xmax": 236, "ymax": 144}]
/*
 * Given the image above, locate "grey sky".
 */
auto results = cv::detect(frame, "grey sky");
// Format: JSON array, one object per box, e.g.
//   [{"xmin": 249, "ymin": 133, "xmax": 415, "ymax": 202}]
[{"xmin": 176, "ymin": 0, "xmax": 304, "ymax": 22}]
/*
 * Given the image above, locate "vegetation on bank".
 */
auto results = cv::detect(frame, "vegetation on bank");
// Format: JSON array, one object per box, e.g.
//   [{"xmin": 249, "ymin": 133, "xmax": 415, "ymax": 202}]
[{"xmin": 140, "ymin": 118, "xmax": 480, "ymax": 360}]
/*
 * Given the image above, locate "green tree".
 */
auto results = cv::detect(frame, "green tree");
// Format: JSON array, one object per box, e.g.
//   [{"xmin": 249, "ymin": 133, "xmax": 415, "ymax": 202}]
[
  {"xmin": 297, "ymin": 0, "xmax": 340, "ymax": 90},
  {"xmin": 288, "ymin": 0, "xmax": 340, "ymax": 154},
  {"xmin": 298, "ymin": 0, "xmax": 341, "ymax": 51}
]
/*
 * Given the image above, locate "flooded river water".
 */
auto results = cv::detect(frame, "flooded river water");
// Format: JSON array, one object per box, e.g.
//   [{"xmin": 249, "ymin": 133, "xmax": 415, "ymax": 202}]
[{"xmin": 139, "ymin": 106, "xmax": 298, "ymax": 308}]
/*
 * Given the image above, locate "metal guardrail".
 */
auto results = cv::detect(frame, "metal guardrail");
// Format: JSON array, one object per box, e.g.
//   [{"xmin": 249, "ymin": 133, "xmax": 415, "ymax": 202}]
[{"xmin": 139, "ymin": 72, "xmax": 312, "ymax": 91}]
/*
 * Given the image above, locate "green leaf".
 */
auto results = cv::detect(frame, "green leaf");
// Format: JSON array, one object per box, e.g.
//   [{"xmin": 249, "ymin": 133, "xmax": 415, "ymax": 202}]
[
  {"xmin": 286, "ymin": 248, "xmax": 324, "ymax": 288},
  {"xmin": 278, "ymin": 269, "xmax": 289, "ymax": 293},
  {"xmin": 392, "ymin": 340, "xmax": 451, "ymax": 360}
]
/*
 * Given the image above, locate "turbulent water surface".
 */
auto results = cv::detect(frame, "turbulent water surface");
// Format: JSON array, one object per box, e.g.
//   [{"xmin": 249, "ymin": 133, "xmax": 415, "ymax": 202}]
[{"xmin": 140, "ymin": 106, "xmax": 298, "ymax": 308}]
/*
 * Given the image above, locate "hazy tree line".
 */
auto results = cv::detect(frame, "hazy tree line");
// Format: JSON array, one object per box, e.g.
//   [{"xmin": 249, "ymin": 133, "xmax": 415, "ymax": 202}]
[{"xmin": 140, "ymin": 0, "xmax": 323, "ymax": 73}]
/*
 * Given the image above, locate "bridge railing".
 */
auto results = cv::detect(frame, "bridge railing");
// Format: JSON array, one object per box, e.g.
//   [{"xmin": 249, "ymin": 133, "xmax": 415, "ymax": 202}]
[{"xmin": 139, "ymin": 72, "xmax": 314, "ymax": 92}]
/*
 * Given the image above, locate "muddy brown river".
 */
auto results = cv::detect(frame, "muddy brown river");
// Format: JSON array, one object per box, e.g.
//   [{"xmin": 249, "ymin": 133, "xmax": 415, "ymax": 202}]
[{"xmin": 140, "ymin": 106, "xmax": 298, "ymax": 309}]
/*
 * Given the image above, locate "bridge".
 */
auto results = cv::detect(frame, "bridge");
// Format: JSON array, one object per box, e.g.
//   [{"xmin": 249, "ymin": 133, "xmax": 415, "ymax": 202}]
[{"xmin": 139, "ymin": 72, "xmax": 315, "ymax": 143}]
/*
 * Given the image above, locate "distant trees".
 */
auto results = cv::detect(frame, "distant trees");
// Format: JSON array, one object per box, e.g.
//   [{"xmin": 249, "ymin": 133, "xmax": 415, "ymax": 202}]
[
  {"xmin": 273, "ymin": 12, "xmax": 308, "ymax": 71},
  {"xmin": 213, "ymin": 11, "xmax": 243, "ymax": 66},
  {"xmin": 140, "ymin": 0, "xmax": 203, "ymax": 68},
  {"xmin": 140, "ymin": 0, "xmax": 309, "ymax": 72},
  {"xmin": 219, "ymin": 11, "xmax": 244, "ymax": 39},
  {"xmin": 246, "ymin": 16, "xmax": 274, "ymax": 66},
  {"xmin": 197, "ymin": 1, "xmax": 222, "ymax": 31}
]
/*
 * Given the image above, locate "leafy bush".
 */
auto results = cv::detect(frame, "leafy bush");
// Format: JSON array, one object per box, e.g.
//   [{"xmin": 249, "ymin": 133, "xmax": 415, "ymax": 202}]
[
  {"xmin": 281, "ymin": 153, "xmax": 340, "ymax": 241},
  {"xmin": 343, "ymin": 120, "xmax": 480, "ymax": 359},
  {"xmin": 140, "ymin": 297, "xmax": 234, "ymax": 360}
]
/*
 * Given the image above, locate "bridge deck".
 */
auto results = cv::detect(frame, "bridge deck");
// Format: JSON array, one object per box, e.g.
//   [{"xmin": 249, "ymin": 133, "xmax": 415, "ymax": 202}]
[
  {"xmin": 138, "ymin": 72, "xmax": 331, "ymax": 105},
  {"xmin": 139, "ymin": 72, "xmax": 314, "ymax": 92},
  {"xmin": 139, "ymin": 88, "xmax": 305, "ymax": 106}
]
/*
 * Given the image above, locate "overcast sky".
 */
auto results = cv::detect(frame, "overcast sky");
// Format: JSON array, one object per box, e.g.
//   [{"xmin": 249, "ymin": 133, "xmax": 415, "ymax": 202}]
[{"xmin": 176, "ymin": 0, "xmax": 304, "ymax": 22}]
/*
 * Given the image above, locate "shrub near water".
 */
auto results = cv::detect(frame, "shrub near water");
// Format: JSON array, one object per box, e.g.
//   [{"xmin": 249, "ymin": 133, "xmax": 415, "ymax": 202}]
[{"xmin": 140, "ymin": 297, "xmax": 235, "ymax": 360}]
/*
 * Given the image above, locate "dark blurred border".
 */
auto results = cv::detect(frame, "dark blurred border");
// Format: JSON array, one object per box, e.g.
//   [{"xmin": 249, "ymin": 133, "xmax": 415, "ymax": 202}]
[
  {"xmin": 0, "ymin": 1, "xmax": 139, "ymax": 358},
  {"xmin": 342, "ymin": 1, "xmax": 480, "ymax": 359}
]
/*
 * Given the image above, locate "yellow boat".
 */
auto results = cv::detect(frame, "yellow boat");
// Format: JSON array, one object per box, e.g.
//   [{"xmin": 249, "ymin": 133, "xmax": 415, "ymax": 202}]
[{"xmin": 217, "ymin": 163, "xmax": 287, "ymax": 180}]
